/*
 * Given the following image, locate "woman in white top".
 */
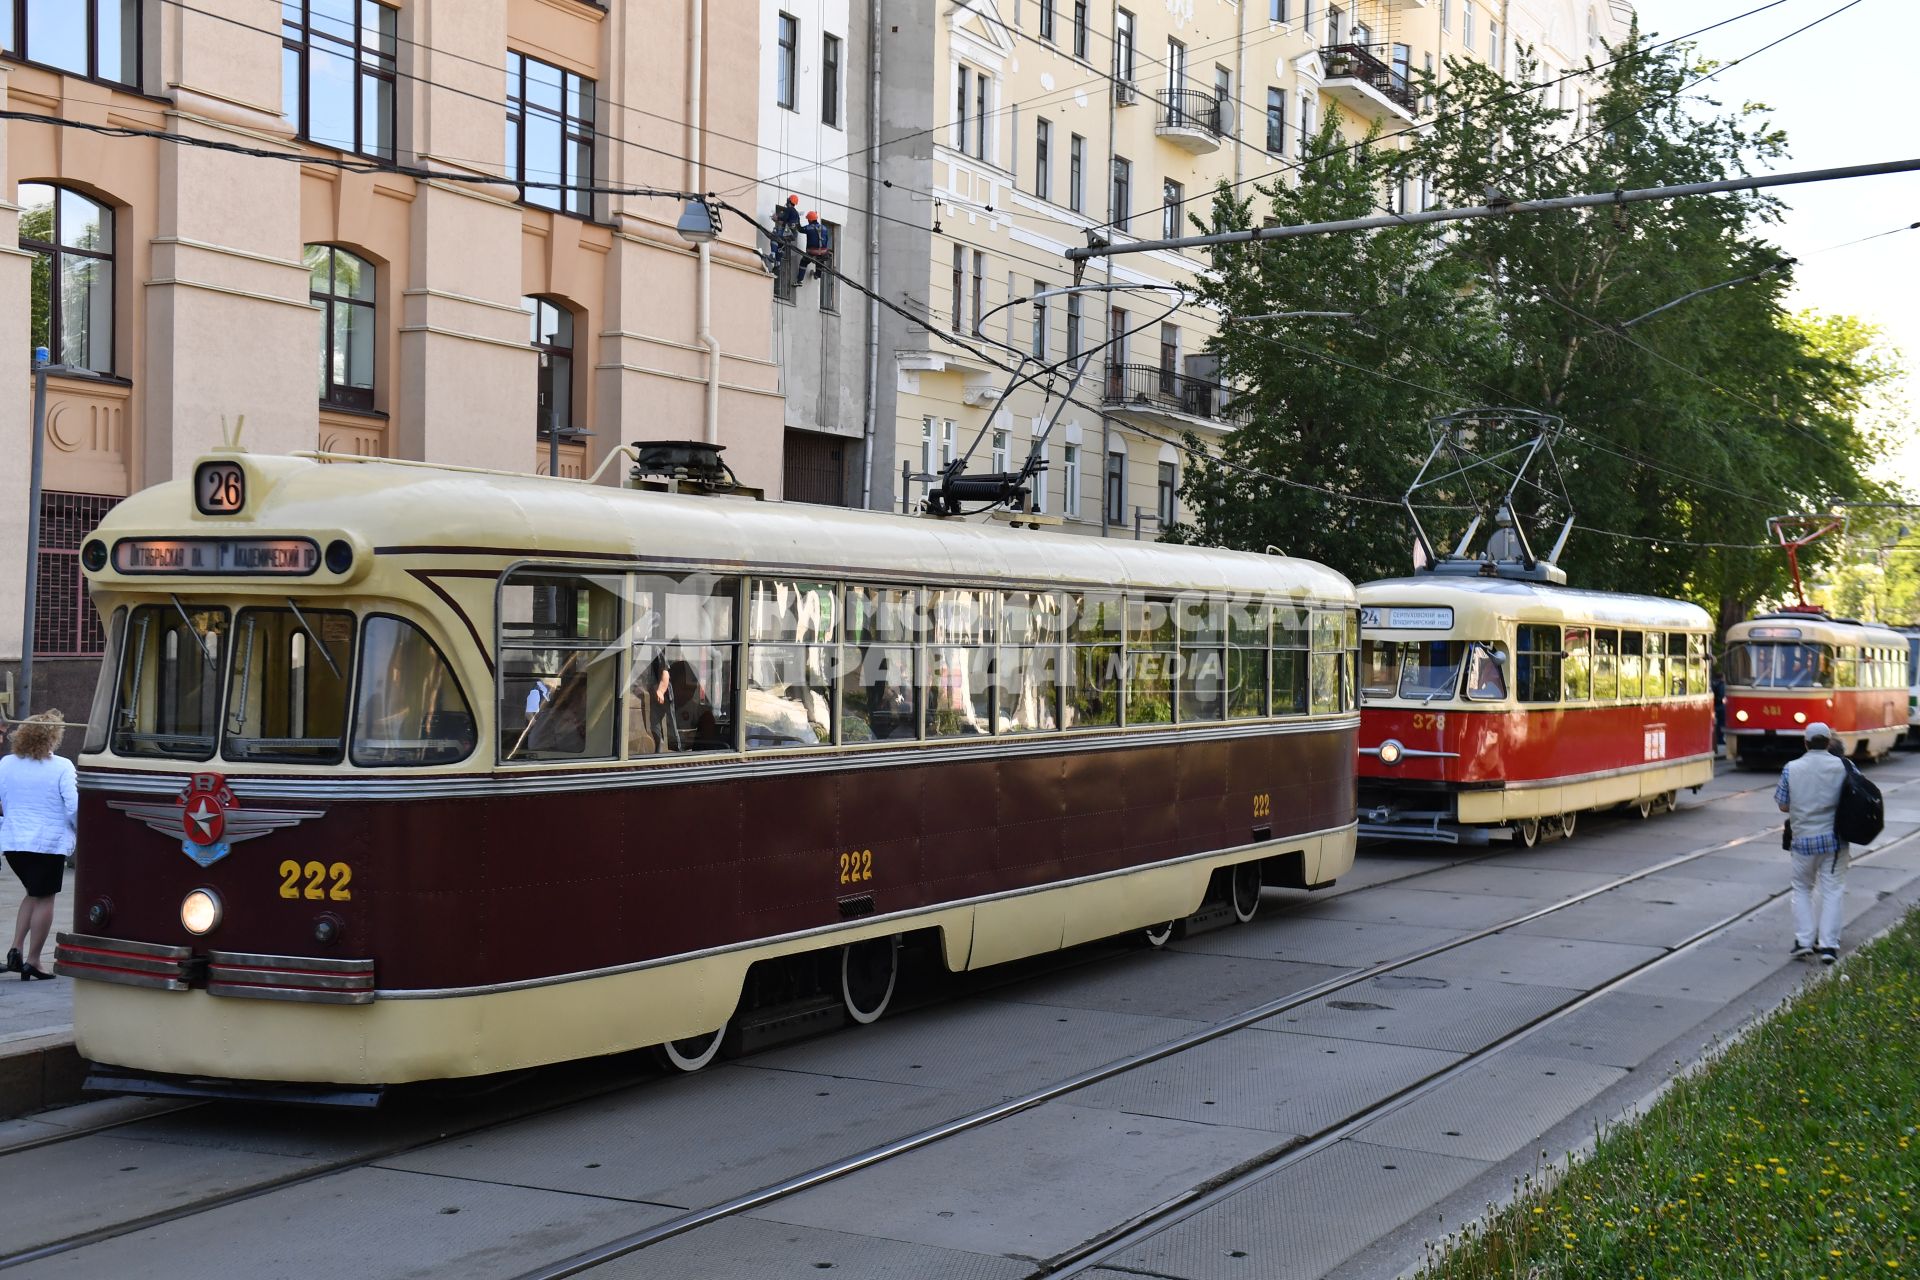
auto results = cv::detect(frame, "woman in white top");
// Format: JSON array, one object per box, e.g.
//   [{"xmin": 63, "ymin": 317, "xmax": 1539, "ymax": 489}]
[{"xmin": 1, "ymin": 710, "xmax": 78, "ymax": 980}]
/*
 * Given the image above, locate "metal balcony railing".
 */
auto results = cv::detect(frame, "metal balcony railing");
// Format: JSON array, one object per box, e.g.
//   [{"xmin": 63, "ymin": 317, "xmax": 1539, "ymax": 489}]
[
  {"xmin": 1103, "ymin": 362, "xmax": 1236, "ymax": 420},
  {"xmin": 1320, "ymin": 43, "xmax": 1419, "ymax": 114},
  {"xmin": 1156, "ymin": 88, "xmax": 1223, "ymax": 138}
]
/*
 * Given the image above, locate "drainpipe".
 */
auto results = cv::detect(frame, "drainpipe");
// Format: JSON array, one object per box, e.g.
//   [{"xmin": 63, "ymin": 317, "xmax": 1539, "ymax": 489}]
[
  {"xmin": 690, "ymin": 0, "xmax": 721, "ymax": 444},
  {"xmin": 859, "ymin": 0, "xmax": 883, "ymax": 507}
]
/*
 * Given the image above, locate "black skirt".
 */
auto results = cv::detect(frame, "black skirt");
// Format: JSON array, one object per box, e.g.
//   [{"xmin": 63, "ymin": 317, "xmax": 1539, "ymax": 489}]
[{"xmin": 5, "ymin": 850, "xmax": 65, "ymax": 898}]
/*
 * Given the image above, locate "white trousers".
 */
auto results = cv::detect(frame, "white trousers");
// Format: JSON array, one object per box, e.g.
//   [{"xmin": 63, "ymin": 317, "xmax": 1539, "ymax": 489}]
[{"xmin": 1789, "ymin": 846, "xmax": 1849, "ymax": 950}]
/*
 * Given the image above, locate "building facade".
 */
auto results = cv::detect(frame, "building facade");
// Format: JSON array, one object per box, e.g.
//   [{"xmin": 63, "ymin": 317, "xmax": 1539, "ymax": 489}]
[{"xmin": 1, "ymin": 0, "xmax": 781, "ymax": 718}]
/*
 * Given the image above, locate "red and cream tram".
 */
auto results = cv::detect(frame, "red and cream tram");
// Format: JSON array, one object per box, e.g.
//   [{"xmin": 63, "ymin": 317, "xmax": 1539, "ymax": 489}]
[
  {"xmin": 1356, "ymin": 577, "xmax": 1715, "ymax": 844},
  {"xmin": 56, "ymin": 448, "xmax": 1359, "ymax": 1095},
  {"xmin": 1722, "ymin": 611, "xmax": 1908, "ymax": 765}
]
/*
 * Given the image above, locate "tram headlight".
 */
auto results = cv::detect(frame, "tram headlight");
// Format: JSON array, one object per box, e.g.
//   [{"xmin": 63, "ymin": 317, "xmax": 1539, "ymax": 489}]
[
  {"xmin": 81, "ymin": 539, "xmax": 108, "ymax": 572},
  {"xmin": 1794, "ymin": 711, "xmax": 1807, "ymax": 725},
  {"xmin": 324, "ymin": 539, "xmax": 354, "ymax": 575},
  {"xmin": 1378, "ymin": 738, "xmax": 1405, "ymax": 767},
  {"xmin": 86, "ymin": 897, "xmax": 113, "ymax": 930},
  {"xmin": 1735, "ymin": 710, "xmax": 1749, "ymax": 723},
  {"xmin": 181, "ymin": 888, "xmax": 223, "ymax": 936}
]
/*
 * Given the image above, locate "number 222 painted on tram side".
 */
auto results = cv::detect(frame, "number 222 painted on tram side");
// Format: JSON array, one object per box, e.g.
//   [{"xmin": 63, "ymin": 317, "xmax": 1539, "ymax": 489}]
[{"xmin": 55, "ymin": 450, "xmax": 1361, "ymax": 1097}]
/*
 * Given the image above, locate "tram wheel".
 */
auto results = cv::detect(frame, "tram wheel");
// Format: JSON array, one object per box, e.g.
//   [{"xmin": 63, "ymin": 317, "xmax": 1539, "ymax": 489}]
[
  {"xmin": 657, "ymin": 1025, "xmax": 727, "ymax": 1073},
  {"xmin": 841, "ymin": 936, "xmax": 899, "ymax": 1025},
  {"xmin": 1230, "ymin": 861, "xmax": 1263, "ymax": 924},
  {"xmin": 1514, "ymin": 817, "xmax": 1541, "ymax": 849},
  {"xmin": 1560, "ymin": 811, "xmax": 1578, "ymax": 840},
  {"xmin": 1141, "ymin": 920, "xmax": 1177, "ymax": 949},
  {"xmin": 1634, "ymin": 797, "xmax": 1655, "ymax": 820}
]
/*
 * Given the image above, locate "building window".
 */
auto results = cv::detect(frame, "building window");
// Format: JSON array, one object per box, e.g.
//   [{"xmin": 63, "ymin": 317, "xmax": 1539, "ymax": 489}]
[
  {"xmin": 991, "ymin": 427, "xmax": 1010, "ymax": 474},
  {"xmin": 819, "ymin": 221, "xmax": 839, "ymax": 312},
  {"xmin": 282, "ymin": 1, "xmax": 396, "ymax": 160},
  {"xmin": 1072, "ymin": 0, "xmax": 1089, "ymax": 59},
  {"xmin": 1114, "ymin": 9, "xmax": 1135, "ymax": 82},
  {"xmin": 1157, "ymin": 461, "xmax": 1176, "ymax": 528},
  {"xmin": 1104, "ymin": 449, "xmax": 1125, "ymax": 525},
  {"xmin": 822, "ymin": 33, "xmax": 841, "ymax": 126},
  {"xmin": 950, "ymin": 245, "xmax": 964, "ymax": 331},
  {"xmin": 1326, "ymin": 5, "xmax": 1342, "ymax": 45},
  {"xmin": 776, "ymin": 13, "xmax": 798, "ymax": 110},
  {"xmin": 307, "ymin": 244, "xmax": 376, "ymax": 410},
  {"xmin": 956, "ymin": 64, "xmax": 988, "ymax": 159},
  {"xmin": 1488, "ymin": 21, "xmax": 1499, "ymax": 64},
  {"xmin": 1066, "ymin": 293, "xmax": 1082, "ymax": 358},
  {"xmin": 971, "ymin": 250, "xmax": 986, "ymax": 336},
  {"xmin": 1162, "ymin": 179, "xmax": 1182, "ymax": 239},
  {"xmin": 773, "ymin": 239, "xmax": 799, "ymax": 304},
  {"xmin": 1111, "ymin": 156, "xmax": 1131, "ymax": 231},
  {"xmin": 19, "ymin": 184, "xmax": 114, "ymax": 374},
  {"xmin": 1391, "ymin": 43, "xmax": 1410, "ymax": 93},
  {"xmin": 33, "ymin": 491, "xmax": 121, "ymax": 657},
  {"xmin": 4, "ymin": 0, "xmax": 139, "ymax": 86},
  {"xmin": 1299, "ymin": 92, "xmax": 1313, "ymax": 150},
  {"xmin": 1441, "ymin": 0, "xmax": 1452, "ymax": 32},
  {"xmin": 1265, "ymin": 87, "xmax": 1285, "ymax": 153},
  {"xmin": 1463, "ymin": 4, "xmax": 1474, "ymax": 49},
  {"xmin": 1165, "ymin": 38, "xmax": 1185, "ymax": 93},
  {"xmin": 1031, "ymin": 282, "xmax": 1048, "ymax": 359},
  {"xmin": 506, "ymin": 52, "xmax": 595, "ymax": 217},
  {"xmin": 1214, "ymin": 66, "xmax": 1231, "ymax": 114},
  {"xmin": 1270, "ymin": 0, "xmax": 1288, "ymax": 21},
  {"xmin": 1034, "ymin": 117, "xmax": 1051, "ymax": 199},
  {"xmin": 1424, "ymin": 52, "xmax": 1434, "ymax": 112},
  {"xmin": 524, "ymin": 296, "xmax": 574, "ymax": 442},
  {"xmin": 1068, "ymin": 134, "xmax": 1085, "ymax": 212},
  {"xmin": 921, "ymin": 416, "xmax": 957, "ymax": 477},
  {"xmin": 1038, "ymin": 0, "xmax": 1054, "ymax": 42},
  {"xmin": 1063, "ymin": 444, "xmax": 1082, "ymax": 518}
]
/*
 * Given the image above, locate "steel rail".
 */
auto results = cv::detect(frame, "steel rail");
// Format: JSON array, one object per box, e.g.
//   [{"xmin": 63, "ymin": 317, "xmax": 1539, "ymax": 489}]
[
  {"xmin": 513, "ymin": 785, "xmax": 1845, "ymax": 1279},
  {"xmin": 0, "ymin": 1102, "xmax": 206, "ymax": 1159}
]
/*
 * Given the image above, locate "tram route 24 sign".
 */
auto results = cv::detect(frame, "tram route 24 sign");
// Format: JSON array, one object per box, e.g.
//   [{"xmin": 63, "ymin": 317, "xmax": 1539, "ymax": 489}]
[{"xmin": 109, "ymin": 774, "xmax": 323, "ymax": 868}]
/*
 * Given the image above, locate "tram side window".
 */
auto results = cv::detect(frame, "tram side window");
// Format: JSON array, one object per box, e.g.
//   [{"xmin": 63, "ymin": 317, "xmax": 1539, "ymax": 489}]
[
  {"xmin": 112, "ymin": 605, "xmax": 229, "ymax": 760},
  {"xmin": 1561, "ymin": 626, "xmax": 1590, "ymax": 701},
  {"xmin": 746, "ymin": 579, "xmax": 835, "ymax": 748},
  {"xmin": 1227, "ymin": 598, "xmax": 1268, "ymax": 718},
  {"xmin": 630, "ymin": 572, "xmax": 738, "ymax": 755},
  {"xmin": 928, "ymin": 588, "xmax": 995, "ymax": 736},
  {"xmin": 1344, "ymin": 609, "xmax": 1360, "ymax": 713},
  {"xmin": 1591, "ymin": 629, "xmax": 1618, "ymax": 701},
  {"xmin": 223, "ymin": 606, "xmax": 355, "ymax": 763},
  {"xmin": 1687, "ymin": 633, "xmax": 1710, "ymax": 695},
  {"xmin": 1178, "ymin": 595, "xmax": 1226, "ymax": 722},
  {"xmin": 842, "ymin": 585, "xmax": 920, "ymax": 742},
  {"xmin": 1666, "ymin": 632, "xmax": 1690, "ymax": 697},
  {"xmin": 1515, "ymin": 625, "xmax": 1560, "ymax": 703},
  {"xmin": 1618, "ymin": 631, "xmax": 1644, "ymax": 700},
  {"xmin": 1836, "ymin": 645, "xmax": 1858, "ymax": 690},
  {"xmin": 351, "ymin": 615, "xmax": 475, "ymax": 765},
  {"xmin": 1063, "ymin": 591, "xmax": 1122, "ymax": 728},
  {"xmin": 84, "ymin": 607, "xmax": 126, "ymax": 754},
  {"xmin": 1001, "ymin": 590, "xmax": 1064, "ymax": 733},
  {"xmin": 1309, "ymin": 608, "xmax": 1344, "ymax": 715},
  {"xmin": 500, "ymin": 570, "xmax": 623, "ymax": 762},
  {"xmin": 1272, "ymin": 606, "xmax": 1310, "ymax": 714},
  {"xmin": 1126, "ymin": 595, "xmax": 1177, "ymax": 724},
  {"xmin": 1643, "ymin": 633, "xmax": 1667, "ymax": 702},
  {"xmin": 1464, "ymin": 642, "xmax": 1507, "ymax": 701}
]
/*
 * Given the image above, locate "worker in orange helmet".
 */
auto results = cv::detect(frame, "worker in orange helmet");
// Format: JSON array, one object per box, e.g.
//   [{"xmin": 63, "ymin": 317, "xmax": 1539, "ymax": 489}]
[{"xmin": 799, "ymin": 210, "xmax": 834, "ymax": 282}]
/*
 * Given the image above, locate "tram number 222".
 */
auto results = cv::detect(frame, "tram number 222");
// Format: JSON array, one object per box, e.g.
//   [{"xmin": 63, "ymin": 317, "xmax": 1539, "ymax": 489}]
[
  {"xmin": 278, "ymin": 860, "xmax": 353, "ymax": 901},
  {"xmin": 838, "ymin": 850, "xmax": 875, "ymax": 885}
]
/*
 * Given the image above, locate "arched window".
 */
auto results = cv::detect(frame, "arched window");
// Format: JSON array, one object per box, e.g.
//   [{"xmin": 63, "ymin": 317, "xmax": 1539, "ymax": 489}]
[
  {"xmin": 19, "ymin": 184, "xmax": 114, "ymax": 373},
  {"xmin": 522, "ymin": 296, "xmax": 575, "ymax": 439},
  {"xmin": 306, "ymin": 245, "xmax": 376, "ymax": 409}
]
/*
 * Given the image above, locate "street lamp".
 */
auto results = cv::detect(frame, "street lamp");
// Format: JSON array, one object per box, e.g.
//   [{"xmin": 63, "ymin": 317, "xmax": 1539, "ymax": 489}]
[
  {"xmin": 21, "ymin": 351, "xmax": 109, "ymax": 719},
  {"xmin": 675, "ymin": 198, "xmax": 721, "ymax": 245}
]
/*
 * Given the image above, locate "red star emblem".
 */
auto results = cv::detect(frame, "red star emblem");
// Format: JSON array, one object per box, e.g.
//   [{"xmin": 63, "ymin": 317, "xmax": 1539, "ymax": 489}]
[{"xmin": 176, "ymin": 773, "xmax": 234, "ymax": 847}]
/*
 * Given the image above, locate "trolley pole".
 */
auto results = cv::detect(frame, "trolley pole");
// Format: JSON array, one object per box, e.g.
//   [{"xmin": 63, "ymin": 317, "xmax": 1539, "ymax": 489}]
[{"xmin": 20, "ymin": 357, "xmax": 107, "ymax": 720}]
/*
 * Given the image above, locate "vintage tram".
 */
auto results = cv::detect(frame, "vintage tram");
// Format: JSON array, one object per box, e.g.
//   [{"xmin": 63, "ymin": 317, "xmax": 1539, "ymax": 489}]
[
  {"xmin": 1356, "ymin": 576, "xmax": 1716, "ymax": 844},
  {"xmin": 1721, "ymin": 610, "xmax": 1908, "ymax": 766},
  {"xmin": 1902, "ymin": 628, "xmax": 1920, "ymax": 747},
  {"xmin": 55, "ymin": 447, "xmax": 1359, "ymax": 1096}
]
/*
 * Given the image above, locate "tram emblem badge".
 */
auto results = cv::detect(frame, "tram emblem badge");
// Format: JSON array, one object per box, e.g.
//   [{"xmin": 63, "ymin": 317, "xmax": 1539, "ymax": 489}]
[{"xmin": 109, "ymin": 773, "xmax": 323, "ymax": 868}]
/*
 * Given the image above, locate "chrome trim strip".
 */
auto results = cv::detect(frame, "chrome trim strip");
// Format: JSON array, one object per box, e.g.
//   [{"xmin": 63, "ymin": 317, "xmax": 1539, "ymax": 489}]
[
  {"xmin": 207, "ymin": 968, "xmax": 375, "ymax": 993},
  {"xmin": 56, "ymin": 932, "xmax": 193, "ymax": 961},
  {"xmin": 80, "ymin": 717, "xmax": 1361, "ymax": 801},
  {"xmin": 376, "ymin": 820, "xmax": 1357, "ymax": 1000},
  {"xmin": 1357, "ymin": 746, "xmax": 1459, "ymax": 759},
  {"xmin": 1499, "ymin": 753, "xmax": 1716, "ymax": 791},
  {"xmin": 205, "ymin": 950, "xmax": 375, "ymax": 976},
  {"xmin": 206, "ymin": 982, "xmax": 376, "ymax": 1006},
  {"xmin": 56, "ymin": 964, "xmax": 190, "ymax": 992}
]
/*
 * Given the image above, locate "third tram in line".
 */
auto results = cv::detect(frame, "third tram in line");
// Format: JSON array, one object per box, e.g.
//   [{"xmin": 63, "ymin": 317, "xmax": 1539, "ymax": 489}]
[{"xmin": 1721, "ymin": 610, "xmax": 1910, "ymax": 766}]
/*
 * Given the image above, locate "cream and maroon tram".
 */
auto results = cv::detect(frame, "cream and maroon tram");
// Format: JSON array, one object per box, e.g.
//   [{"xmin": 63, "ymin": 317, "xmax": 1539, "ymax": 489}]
[
  {"xmin": 1356, "ymin": 576, "xmax": 1715, "ymax": 845},
  {"xmin": 1722, "ymin": 611, "xmax": 1908, "ymax": 766},
  {"xmin": 56, "ymin": 448, "xmax": 1359, "ymax": 1096}
]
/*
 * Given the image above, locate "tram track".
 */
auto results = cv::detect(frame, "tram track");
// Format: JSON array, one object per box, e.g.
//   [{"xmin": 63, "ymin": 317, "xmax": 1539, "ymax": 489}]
[{"xmin": 0, "ymin": 767, "xmax": 1849, "ymax": 1273}]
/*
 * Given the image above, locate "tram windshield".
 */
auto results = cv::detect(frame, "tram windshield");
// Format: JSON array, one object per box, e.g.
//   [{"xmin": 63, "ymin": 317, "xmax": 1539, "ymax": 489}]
[
  {"xmin": 1726, "ymin": 641, "xmax": 1833, "ymax": 689},
  {"xmin": 113, "ymin": 603, "xmax": 229, "ymax": 759},
  {"xmin": 1360, "ymin": 640, "xmax": 1465, "ymax": 702},
  {"xmin": 223, "ymin": 606, "xmax": 355, "ymax": 763}
]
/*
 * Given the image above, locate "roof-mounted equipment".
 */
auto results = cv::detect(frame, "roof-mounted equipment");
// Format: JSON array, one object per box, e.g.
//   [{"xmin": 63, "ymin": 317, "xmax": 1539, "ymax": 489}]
[
  {"xmin": 1404, "ymin": 408, "xmax": 1573, "ymax": 585},
  {"xmin": 628, "ymin": 440, "xmax": 762, "ymax": 499}
]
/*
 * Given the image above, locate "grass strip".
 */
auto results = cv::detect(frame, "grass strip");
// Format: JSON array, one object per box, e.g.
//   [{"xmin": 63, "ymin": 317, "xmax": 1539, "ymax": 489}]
[{"xmin": 1418, "ymin": 905, "xmax": 1920, "ymax": 1279}]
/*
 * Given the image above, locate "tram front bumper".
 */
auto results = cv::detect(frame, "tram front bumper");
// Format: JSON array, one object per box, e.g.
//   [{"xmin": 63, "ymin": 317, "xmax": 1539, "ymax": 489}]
[{"xmin": 55, "ymin": 932, "xmax": 375, "ymax": 1005}]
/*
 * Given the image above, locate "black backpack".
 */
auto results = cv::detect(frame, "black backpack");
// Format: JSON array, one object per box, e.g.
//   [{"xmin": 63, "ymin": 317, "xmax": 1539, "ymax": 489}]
[{"xmin": 1835, "ymin": 761, "xmax": 1885, "ymax": 846}]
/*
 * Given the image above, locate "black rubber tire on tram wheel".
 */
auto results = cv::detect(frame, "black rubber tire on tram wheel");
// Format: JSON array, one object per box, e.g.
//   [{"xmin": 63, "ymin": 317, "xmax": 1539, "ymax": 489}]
[
  {"xmin": 841, "ymin": 936, "xmax": 899, "ymax": 1025},
  {"xmin": 1230, "ymin": 861, "xmax": 1263, "ymax": 924},
  {"xmin": 657, "ymin": 1025, "xmax": 727, "ymax": 1073}
]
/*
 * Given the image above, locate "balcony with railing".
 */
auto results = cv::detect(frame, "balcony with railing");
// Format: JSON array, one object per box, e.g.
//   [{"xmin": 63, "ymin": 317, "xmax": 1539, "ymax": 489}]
[
  {"xmin": 1320, "ymin": 43, "xmax": 1418, "ymax": 122},
  {"xmin": 1102, "ymin": 362, "xmax": 1238, "ymax": 425},
  {"xmin": 1154, "ymin": 88, "xmax": 1224, "ymax": 154}
]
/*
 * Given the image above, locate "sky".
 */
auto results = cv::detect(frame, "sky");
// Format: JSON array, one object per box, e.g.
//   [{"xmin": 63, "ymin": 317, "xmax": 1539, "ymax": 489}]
[{"xmin": 1629, "ymin": 0, "xmax": 1920, "ymax": 487}]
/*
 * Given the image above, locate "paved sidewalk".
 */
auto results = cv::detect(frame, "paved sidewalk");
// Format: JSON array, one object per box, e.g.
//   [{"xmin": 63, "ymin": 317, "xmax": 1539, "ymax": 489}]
[{"xmin": 0, "ymin": 868, "xmax": 80, "ymax": 1117}]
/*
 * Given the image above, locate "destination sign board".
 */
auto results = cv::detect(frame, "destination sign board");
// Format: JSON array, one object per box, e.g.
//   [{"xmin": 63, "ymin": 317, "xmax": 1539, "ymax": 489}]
[
  {"xmin": 112, "ymin": 538, "xmax": 319, "ymax": 576},
  {"xmin": 1359, "ymin": 606, "xmax": 1454, "ymax": 630},
  {"xmin": 1747, "ymin": 626, "xmax": 1804, "ymax": 640}
]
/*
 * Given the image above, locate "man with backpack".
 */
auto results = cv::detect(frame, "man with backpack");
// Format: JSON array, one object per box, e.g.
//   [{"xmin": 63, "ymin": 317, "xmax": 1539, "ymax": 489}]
[{"xmin": 1774, "ymin": 722, "xmax": 1880, "ymax": 965}]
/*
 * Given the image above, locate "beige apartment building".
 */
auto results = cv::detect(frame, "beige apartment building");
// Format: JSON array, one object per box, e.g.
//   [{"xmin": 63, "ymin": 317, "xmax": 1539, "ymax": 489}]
[
  {"xmin": 1, "ymin": 0, "xmax": 779, "ymax": 716},
  {"xmin": 870, "ymin": 0, "xmax": 1629, "ymax": 536}
]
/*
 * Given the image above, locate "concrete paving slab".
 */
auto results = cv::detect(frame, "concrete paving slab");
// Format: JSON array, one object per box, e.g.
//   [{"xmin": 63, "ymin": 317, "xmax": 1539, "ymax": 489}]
[
  {"xmin": 1617, "ymin": 942, "xmax": 1786, "ymax": 1003},
  {"xmin": 1175, "ymin": 917, "xmax": 1461, "ymax": 968},
  {"xmin": 1508, "ymin": 989, "xmax": 1726, "ymax": 1070},
  {"xmin": 1390, "ymin": 932, "xmax": 1663, "ymax": 990},
  {"xmin": 1349, "ymin": 1052, "xmax": 1627, "ymax": 1162},
  {"xmin": 1063, "ymin": 1027, "xmax": 1460, "ymax": 1135},
  {"xmin": 1508, "ymin": 890, "xmax": 1747, "ymax": 948},
  {"xmin": 14, "ymin": 1165, "xmax": 671, "ymax": 1280},
  {"xmin": 584, "ymin": 1216, "xmax": 1035, "ymax": 1280},
  {"xmin": 1386, "ymin": 862, "xmax": 1624, "ymax": 900},
  {"xmin": 1486, "ymin": 839, "xmax": 1711, "ymax": 873},
  {"xmin": 382, "ymin": 1063, "xmax": 981, "ymax": 1210},
  {"xmin": 743, "ymin": 999, "xmax": 1202, "ymax": 1100},
  {"xmin": 1096, "ymin": 1140, "xmax": 1488, "ymax": 1280},
  {"xmin": 1255, "ymin": 975, "xmax": 1580, "ymax": 1053},
  {"xmin": 990, "ymin": 948, "xmax": 1347, "ymax": 1023},
  {"xmin": 746, "ymin": 1101, "xmax": 1289, "ymax": 1263},
  {"xmin": 0, "ymin": 1096, "xmax": 178, "ymax": 1152},
  {"xmin": 1291, "ymin": 886, "xmax": 1548, "ymax": 930}
]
